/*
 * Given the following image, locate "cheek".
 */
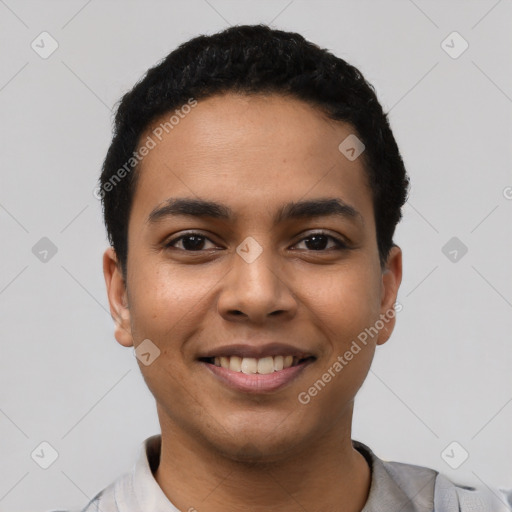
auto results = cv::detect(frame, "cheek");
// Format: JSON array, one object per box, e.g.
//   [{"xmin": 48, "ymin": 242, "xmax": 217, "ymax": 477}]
[
  {"xmin": 127, "ymin": 264, "xmax": 220, "ymax": 397},
  {"xmin": 306, "ymin": 263, "xmax": 381, "ymax": 337},
  {"xmin": 129, "ymin": 263, "xmax": 212, "ymax": 338},
  {"xmin": 127, "ymin": 267, "xmax": 207, "ymax": 417},
  {"xmin": 298, "ymin": 272, "xmax": 379, "ymax": 413}
]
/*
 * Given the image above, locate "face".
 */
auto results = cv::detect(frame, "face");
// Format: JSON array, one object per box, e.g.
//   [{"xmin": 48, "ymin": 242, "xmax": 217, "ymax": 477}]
[{"xmin": 104, "ymin": 92, "xmax": 402, "ymax": 462}]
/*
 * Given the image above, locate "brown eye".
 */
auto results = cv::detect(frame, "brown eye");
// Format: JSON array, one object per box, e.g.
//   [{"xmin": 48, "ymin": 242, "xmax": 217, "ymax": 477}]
[
  {"xmin": 293, "ymin": 232, "xmax": 348, "ymax": 251},
  {"xmin": 164, "ymin": 233, "xmax": 216, "ymax": 251},
  {"xmin": 164, "ymin": 231, "xmax": 348, "ymax": 253}
]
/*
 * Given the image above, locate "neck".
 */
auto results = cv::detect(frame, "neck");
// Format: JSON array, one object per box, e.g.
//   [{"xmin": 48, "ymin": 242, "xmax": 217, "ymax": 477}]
[{"xmin": 154, "ymin": 410, "xmax": 371, "ymax": 512}]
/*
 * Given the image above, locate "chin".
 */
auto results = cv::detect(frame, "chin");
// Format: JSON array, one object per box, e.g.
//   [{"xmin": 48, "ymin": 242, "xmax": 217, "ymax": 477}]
[{"xmin": 206, "ymin": 422, "xmax": 308, "ymax": 464}]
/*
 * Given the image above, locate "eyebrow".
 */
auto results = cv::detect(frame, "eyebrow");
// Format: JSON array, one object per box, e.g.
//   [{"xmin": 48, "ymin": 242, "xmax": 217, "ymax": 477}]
[{"xmin": 147, "ymin": 197, "xmax": 363, "ymax": 226}]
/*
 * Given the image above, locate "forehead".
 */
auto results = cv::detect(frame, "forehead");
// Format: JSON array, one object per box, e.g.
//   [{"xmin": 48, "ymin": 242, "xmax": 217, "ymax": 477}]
[{"xmin": 130, "ymin": 92, "xmax": 373, "ymax": 229}]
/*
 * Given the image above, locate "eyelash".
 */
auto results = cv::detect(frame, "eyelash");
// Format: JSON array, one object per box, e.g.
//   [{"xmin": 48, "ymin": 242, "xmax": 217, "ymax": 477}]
[{"xmin": 163, "ymin": 231, "xmax": 348, "ymax": 252}]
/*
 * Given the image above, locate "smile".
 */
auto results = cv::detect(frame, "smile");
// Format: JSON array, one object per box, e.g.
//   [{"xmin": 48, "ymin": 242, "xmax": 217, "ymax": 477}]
[
  {"xmin": 202, "ymin": 355, "xmax": 313, "ymax": 374},
  {"xmin": 199, "ymin": 355, "xmax": 316, "ymax": 393}
]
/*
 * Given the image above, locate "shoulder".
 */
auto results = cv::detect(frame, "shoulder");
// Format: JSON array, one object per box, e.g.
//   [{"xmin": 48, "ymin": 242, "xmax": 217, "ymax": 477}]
[
  {"xmin": 77, "ymin": 434, "xmax": 163, "ymax": 511},
  {"xmin": 78, "ymin": 470, "xmax": 133, "ymax": 512},
  {"xmin": 353, "ymin": 440, "xmax": 511, "ymax": 512},
  {"xmin": 433, "ymin": 472, "xmax": 512, "ymax": 512},
  {"xmin": 77, "ymin": 480, "xmax": 119, "ymax": 512},
  {"xmin": 46, "ymin": 480, "xmax": 119, "ymax": 512}
]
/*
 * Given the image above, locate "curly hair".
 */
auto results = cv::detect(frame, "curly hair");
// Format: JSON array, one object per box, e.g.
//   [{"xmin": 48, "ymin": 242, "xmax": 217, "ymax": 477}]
[{"xmin": 98, "ymin": 24, "xmax": 409, "ymax": 278}]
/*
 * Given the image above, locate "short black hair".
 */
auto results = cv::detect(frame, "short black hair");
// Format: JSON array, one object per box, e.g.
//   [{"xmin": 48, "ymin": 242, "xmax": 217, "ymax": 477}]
[{"xmin": 98, "ymin": 24, "xmax": 409, "ymax": 279}]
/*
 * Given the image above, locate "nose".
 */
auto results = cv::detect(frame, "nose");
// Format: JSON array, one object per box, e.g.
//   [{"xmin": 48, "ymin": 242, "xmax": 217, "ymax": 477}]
[{"xmin": 217, "ymin": 240, "xmax": 298, "ymax": 324}]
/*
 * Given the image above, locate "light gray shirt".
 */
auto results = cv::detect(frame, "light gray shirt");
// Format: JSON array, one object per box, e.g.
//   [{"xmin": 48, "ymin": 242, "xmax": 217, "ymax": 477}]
[{"xmin": 59, "ymin": 435, "xmax": 511, "ymax": 512}]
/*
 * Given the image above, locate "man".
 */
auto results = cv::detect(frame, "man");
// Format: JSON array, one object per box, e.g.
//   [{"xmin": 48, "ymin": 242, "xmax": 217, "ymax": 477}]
[{"xmin": 77, "ymin": 24, "xmax": 509, "ymax": 512}]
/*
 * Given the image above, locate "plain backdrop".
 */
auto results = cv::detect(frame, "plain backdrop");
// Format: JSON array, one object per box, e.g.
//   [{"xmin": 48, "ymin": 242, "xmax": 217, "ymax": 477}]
[{"xmin": 0, "ymin": 1, "xmax": 511, "ymax": 510}]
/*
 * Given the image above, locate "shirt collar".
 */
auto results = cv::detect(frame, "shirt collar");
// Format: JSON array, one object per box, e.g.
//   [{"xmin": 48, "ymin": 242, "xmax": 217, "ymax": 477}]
[{"xmin": 129, "ymin": 434, "xmax": 179, "ymax": 511}]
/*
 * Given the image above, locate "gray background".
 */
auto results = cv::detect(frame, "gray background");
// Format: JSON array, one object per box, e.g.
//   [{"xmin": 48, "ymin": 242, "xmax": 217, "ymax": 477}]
[{"xmin": 0, "ymin": 0, "xmax": 511, "ymax": 510}]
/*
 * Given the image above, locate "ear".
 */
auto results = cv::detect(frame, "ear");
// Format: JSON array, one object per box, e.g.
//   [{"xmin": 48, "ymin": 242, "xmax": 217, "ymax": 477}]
[
  {"xmin": 376, "ymin": 245, "xmax": 403, "ymax": 346},
  {"xmin": 103, "ymin": 247, "xmax": 134, "ymax": 347}
]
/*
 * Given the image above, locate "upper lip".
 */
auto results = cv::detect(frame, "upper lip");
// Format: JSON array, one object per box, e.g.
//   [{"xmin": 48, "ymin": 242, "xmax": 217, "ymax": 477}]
[{"xmin": 198, "ymin": 342, "xmax": 315, "ymax": 360}]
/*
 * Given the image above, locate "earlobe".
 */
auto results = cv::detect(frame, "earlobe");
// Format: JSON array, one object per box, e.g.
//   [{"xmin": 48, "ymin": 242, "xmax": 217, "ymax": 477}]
[
  {"xmin": 103, "ymin": 247, "xmax": 134, "ymax": 348},
  {"xmin": 377, "ymin": 245, "xmax": 403, "ymax": 346}
]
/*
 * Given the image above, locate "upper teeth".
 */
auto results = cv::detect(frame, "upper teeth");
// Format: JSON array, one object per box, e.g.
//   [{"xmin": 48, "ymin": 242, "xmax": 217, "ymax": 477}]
[{"xmin": 213, "ymin": 355, "xmax": 298, "ymax": 374}]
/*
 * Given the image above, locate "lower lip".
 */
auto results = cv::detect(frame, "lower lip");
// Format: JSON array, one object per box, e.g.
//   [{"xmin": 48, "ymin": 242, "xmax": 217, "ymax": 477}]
[{"xmin": 202, "ymin": 359, "xmax": 314, "ymax": 394}]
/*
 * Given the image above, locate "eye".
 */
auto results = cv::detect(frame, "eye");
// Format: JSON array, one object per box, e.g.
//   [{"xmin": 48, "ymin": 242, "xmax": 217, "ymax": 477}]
[
  {"xmin": 164, "ymin": 232, "xmax": 217, "ymax": 251},
  {"xmin": 164, "ymin": 231, "xmax": 348, "ymax": 252},
  {"xmin": 292, "ymin": 231, "xmax": 348, "ymax": 251}
]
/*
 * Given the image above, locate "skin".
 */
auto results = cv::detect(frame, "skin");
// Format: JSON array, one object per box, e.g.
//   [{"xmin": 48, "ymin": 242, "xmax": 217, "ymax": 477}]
[{"xmin": 103, "ymin": 92, "xmax": 402, "ymax": 512}]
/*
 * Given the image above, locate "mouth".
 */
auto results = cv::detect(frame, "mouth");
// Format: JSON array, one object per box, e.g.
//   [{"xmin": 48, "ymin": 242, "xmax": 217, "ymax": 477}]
[
  {"xmin": 198, "ymin": 354, "xmax": 316, "ymax": 393},
  {"xmin": 199, "ymin": 355, "xmax": 316, "ymax": 374}
]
